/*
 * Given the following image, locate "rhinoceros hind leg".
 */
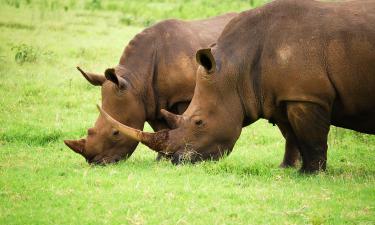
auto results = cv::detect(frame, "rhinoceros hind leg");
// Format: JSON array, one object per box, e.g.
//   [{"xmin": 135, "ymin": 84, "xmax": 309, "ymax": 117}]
[
  {"xmin": 276, "ymin": 122, "xmax": 301, "ymax": 168},
  {"xmin": 287, "ymin": 102, "xmax": 331, "ymax": 173}
]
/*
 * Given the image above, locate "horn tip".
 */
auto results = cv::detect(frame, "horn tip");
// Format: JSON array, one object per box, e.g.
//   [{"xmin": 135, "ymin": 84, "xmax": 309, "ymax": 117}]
[{"xmin": 63, "ymin": 139, "xmax": 75, "ymax": 150}]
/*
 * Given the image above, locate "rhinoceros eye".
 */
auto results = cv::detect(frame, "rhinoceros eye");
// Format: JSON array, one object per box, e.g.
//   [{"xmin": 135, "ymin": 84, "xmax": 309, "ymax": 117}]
[
  {"xmin": 112, "ymin": 130, "xmax": 119, "ymax": 136},
  {"xmin": 195, "ymin": 120, "xmax": 203, "ymax": 126}
]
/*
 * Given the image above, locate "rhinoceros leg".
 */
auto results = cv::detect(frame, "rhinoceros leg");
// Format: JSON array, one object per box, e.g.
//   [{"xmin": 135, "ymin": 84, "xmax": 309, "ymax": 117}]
[
  {"xmin": 276, "ymin": 122, "xmax": 301, "ymax": 168},
  {"xmin": 286, "ymin": 102, "xmax": 331, "ymax": 173}
]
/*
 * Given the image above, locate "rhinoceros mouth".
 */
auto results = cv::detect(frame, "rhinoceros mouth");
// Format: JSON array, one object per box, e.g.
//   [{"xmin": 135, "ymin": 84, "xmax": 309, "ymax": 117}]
[{"xmin": 87, "ymin": 155, "xmax": 122, "ymax": 165}]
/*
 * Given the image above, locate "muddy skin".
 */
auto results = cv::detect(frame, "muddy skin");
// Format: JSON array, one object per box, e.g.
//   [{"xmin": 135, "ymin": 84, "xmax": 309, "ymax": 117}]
[{"xmin": 141, "ymin": 130, "xmax": 170, "ymax": 154}]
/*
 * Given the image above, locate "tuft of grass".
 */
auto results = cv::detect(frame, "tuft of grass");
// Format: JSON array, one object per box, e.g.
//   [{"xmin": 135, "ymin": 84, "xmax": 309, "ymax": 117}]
[
  {"xmin": 84, "ymin": 0, "xmax": 102, "ymax": 10},
  {"xmin": 0, "ymin": 126, "xmax": 63, "ymax": 146},
  {"xmin": 10, "ymin": 43, "xmax": 55, "ymax": 64},
  {"xmin": 11, "ymin": 44, "xmax": 38, "ymax": 64},
  {"xmin": 0, "ymin": 21, "xmax": 35, "ymax": 30}
]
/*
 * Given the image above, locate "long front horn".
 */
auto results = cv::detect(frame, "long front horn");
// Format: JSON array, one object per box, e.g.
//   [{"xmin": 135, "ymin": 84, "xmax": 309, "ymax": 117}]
[
  {"xmin": 96, "ymin": 105, "xmax": 169, "ymax": 153},
  {"xmin": 77, "ymin": 66, "xmax": 106, "ymax": 86}
]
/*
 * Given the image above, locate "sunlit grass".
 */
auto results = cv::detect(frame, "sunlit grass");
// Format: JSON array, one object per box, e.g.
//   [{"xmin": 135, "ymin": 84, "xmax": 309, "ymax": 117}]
[{"xmin": 0, "ymin": 1, "xmax": 374, "ymax": 224}]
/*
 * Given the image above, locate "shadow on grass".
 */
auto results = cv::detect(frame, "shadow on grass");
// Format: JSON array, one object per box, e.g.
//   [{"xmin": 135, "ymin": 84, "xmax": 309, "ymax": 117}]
[
  {"xmin": 0, "ymin": 128, "xmax": 63, "ymax": 146},
  {"xmin": 197, "ymin": 159, "xmax": 375, "ymax": 181},
  {"xmin": 0, "ymin": 22, "xmax": 35, "ymax": 30}
]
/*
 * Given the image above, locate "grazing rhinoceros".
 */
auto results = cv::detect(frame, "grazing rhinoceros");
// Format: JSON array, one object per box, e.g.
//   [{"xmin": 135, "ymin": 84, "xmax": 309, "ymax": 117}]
[
  {"xmin": 104, "ymin": 0, "xmax": 375, "ymax": 172},
  {"xmin": 64, "ymin": 13, "xmax": 238, "ymax": 164}
]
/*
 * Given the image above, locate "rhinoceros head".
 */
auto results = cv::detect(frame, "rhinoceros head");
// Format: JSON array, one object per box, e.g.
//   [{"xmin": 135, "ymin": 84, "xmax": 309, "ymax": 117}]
[
  {"xmin": 64, "ymin": 66, "xmax": 146, "ymax": 164},
  {"xmin": 101, "ymin": 48, "xmax": 255, "ymax": 164}
]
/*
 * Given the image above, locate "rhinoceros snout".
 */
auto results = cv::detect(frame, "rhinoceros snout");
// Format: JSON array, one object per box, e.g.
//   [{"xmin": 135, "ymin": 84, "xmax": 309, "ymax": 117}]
[
  {"xmin": 87, "ymin": 155, "xmax": 122, "ymax": 165},
  {"xmin": 171, "ymin": 150, "xmax": 204, "ymax": 165}
]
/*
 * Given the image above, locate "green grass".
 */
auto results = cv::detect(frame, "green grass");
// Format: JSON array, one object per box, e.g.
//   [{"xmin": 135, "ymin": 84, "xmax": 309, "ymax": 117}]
[{"xmin": 0, "ymin": 1, "xmax": 374, "ymax": 224}]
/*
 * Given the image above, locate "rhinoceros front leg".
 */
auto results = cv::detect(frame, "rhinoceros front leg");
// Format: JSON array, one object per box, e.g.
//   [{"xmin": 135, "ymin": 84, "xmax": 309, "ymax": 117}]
[
  {"xmin": 276, "ymin": 122, "xmax": 301, "ymax": 168},
  {"xmin": 286, "ymin": 102, "xmax": 331, "ymax": 173}
]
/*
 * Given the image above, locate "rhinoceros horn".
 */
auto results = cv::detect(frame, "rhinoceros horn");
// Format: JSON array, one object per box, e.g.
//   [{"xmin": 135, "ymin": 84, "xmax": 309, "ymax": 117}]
[
  {"xmin": 64, "ymin": 138, "xmax": 86, "ymax": 155},
  {"xmin": 96, "ymin": 105, "xmax": 170, "ymax": 153},
  {"xmin": 160, "ymin": 109, "xmax": 182, "ymax": 129},
  {"xmin": 76, "ymin": 66, "xmax": 106, "ymax": 86}
]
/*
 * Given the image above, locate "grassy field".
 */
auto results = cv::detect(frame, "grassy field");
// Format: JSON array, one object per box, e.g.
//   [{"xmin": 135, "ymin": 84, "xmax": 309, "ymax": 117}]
[{"xmin": 0, "ymin": 0, "xmax": 374, "ymax": 224}]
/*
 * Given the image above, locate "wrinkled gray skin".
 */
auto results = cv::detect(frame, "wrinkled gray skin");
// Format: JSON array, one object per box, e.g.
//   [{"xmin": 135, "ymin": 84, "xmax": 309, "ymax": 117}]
[
  {"xmin": 64, "ymin": 13, "xmax": 238, "ymax": 164},
  {"xmin": 107, "ymin": 0, "xmax": 375, "ymax": 173}
]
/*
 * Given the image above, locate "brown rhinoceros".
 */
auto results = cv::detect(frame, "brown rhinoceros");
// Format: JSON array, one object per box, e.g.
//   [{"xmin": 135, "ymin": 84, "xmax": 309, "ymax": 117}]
[
  {"xmin": 104, "ymin": 0, "xmax": 375, "ymax": 172},
  {"xmin": 64, "ymin": 13, "xmax": 238, "ymax": 164}
]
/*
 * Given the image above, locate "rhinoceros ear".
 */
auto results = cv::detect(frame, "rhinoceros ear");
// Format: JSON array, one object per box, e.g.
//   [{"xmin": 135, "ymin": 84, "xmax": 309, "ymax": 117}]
[
  {"xmin": 105, "ymin": 68, "xmax": 128, "ymax": 90},
  {"xmin": 76, "ymin": 66, "xmax": 106, "ymax": 86},
  {"xmin": 196, "ymin": 48, "xmax": 216, "ymax": 73}
]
